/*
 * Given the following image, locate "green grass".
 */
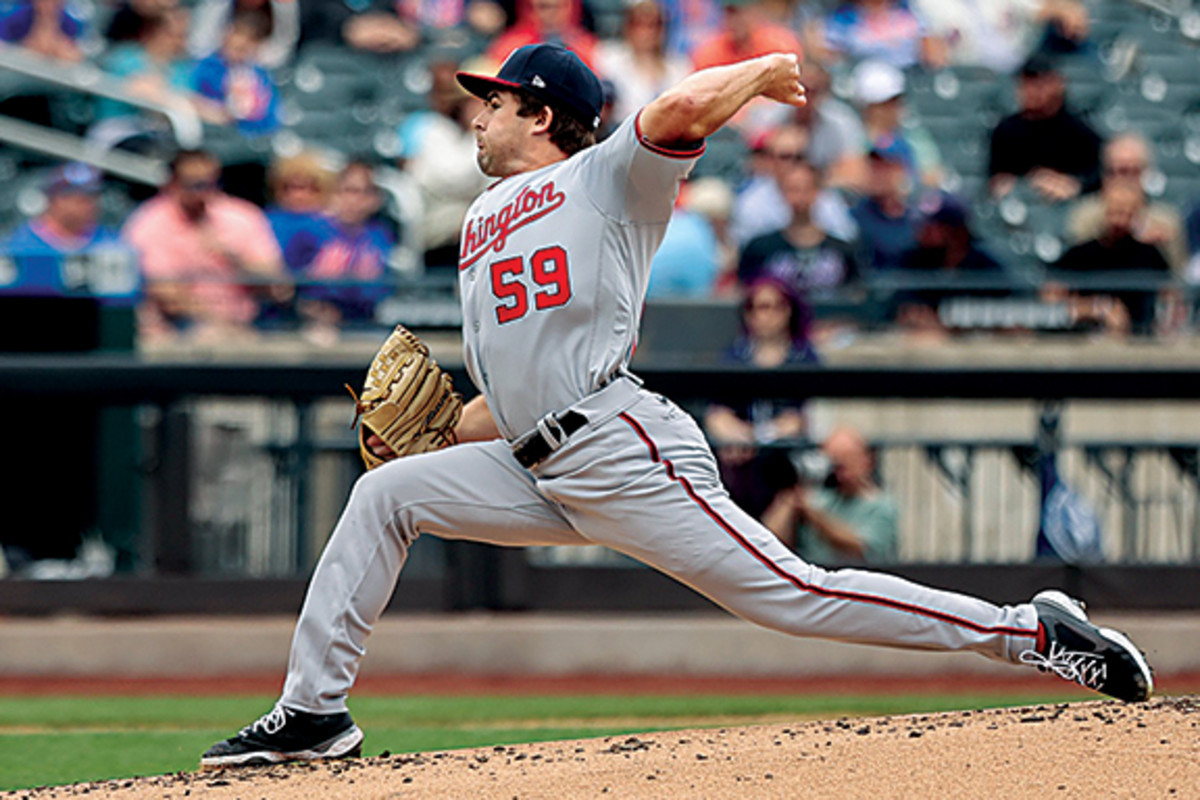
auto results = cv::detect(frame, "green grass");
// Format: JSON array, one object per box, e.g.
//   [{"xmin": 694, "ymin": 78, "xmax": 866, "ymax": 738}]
[{"xmin": 0, "ymin": 690, "xmax": 1085, "ymax": 791}]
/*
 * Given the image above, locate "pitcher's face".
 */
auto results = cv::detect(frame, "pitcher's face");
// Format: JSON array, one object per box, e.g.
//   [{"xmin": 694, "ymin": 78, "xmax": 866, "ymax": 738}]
[{"xmin": 473, "ymin": 91, "xmax": 538, "ymax": 178}]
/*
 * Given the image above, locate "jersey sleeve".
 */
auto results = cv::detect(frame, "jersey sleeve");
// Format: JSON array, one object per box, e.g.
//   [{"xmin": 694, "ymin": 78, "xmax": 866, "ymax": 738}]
[{"xmin": 571, "ymin": 111, "xmax": 705, "ymax": 225}]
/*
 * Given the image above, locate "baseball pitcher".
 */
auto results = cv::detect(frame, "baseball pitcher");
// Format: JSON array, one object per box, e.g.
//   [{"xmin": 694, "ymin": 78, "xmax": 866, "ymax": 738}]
[{"xmin": 202, "ymin": 44, "xmax": 1153, "ymax": 767}]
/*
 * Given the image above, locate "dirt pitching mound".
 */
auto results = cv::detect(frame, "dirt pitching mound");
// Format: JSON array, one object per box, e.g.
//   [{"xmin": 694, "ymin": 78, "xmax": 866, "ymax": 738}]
[{"xmin": 8, "ymin": 697, "xmax": 1198, "ymax": 799}]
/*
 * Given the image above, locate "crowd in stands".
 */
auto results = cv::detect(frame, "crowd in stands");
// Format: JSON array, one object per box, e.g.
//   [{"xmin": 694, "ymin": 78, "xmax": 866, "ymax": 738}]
[
  {"xmin": 14, "ymin": 1, "xmax": 1195, "ymax": 567},
  {"xmin": 0, "ymin": 0, "xmax": 1198, "ymax": 353}
]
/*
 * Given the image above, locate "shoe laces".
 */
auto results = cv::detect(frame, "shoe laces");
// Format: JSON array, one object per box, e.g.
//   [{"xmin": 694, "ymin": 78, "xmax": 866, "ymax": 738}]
[
  {"xmin": 1020, "ymin": 641, "xmax": 1107, "ymax": 691},
  {"xmin": 242, "ymin": 705, "xmax": 293, "ymax": 737}
]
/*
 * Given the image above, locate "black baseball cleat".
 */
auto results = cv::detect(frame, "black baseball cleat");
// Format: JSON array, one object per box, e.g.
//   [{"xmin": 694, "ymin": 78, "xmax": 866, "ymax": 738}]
[
  {"xmin": 1021, "ymin": 590, "xmax": 1154, "ymax": 703},
  {"xmin": 201, "ymin": 705, "xmax": 364, "ymax": 768}
]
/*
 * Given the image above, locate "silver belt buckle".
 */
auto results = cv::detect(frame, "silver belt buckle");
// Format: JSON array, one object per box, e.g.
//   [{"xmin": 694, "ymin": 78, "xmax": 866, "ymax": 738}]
[{"xmin": 535, "ymin": 413, "xmax": 567, "ymax": 451}]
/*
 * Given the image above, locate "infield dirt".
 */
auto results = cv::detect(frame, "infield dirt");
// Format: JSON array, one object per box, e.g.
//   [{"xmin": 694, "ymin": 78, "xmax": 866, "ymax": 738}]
[{"xmin": 6, "ymin": 695, "xmax": 1197, "ymax": 799}]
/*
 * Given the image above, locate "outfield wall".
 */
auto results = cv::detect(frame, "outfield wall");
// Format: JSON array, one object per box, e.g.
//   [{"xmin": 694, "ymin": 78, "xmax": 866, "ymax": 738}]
[{"xmin": 1, "ymin": 612, "xmax": 1196, "ymax": 680}]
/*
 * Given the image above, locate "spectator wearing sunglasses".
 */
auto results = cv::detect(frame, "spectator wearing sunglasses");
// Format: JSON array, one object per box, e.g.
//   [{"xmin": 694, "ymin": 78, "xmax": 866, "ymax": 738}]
[
  {"xmin": 289, "ymin": 161, "xmax": 395, "ymax": 344},
  {"xmin": 705, "ymin": 275, "xmax": 818, "ymax": 519},
  {"xmin": 730, "ymin": 123, "xmax": 857, "ymax": 249},
  {"xmin": 123, "ymin": 149, "xmax": 286, "ymax": 343}
]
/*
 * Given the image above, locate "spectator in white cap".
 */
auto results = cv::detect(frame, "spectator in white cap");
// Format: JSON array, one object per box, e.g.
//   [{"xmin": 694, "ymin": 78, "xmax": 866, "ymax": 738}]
[{"xmin": 853, "ymin": 59, "xmax": 943, "ymax": 189}]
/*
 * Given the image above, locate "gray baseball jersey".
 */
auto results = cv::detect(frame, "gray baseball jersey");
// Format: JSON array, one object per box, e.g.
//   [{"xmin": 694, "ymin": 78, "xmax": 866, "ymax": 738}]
[
  {"xmin": 279, "ymin": 113, "xmax": 1041, "ymax": 715},
  {"xmin": 457, "ymin": 114, "xmax": 689, "ymax": 439}
]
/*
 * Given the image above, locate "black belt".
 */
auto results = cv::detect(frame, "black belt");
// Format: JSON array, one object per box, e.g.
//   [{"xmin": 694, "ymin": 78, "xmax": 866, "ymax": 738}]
[{"xmin": 512, "ymin": 410, "xmax": 588, "ymax": 468}]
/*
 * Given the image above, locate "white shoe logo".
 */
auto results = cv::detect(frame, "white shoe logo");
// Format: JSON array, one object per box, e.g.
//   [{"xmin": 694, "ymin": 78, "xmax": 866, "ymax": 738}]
[
  {"xmin": 1020, "ymin": 642, "xmax": 1107, "ymax": 690},
  {"xmin": 243, "ymin": 705, "xmax": 292, "ymax": 737}
]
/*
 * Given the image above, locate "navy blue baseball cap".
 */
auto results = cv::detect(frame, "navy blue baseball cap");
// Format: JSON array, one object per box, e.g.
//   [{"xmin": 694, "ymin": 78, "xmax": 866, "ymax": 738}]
[{"xmin": 457, "ymin": 44, "xmax": 605, "ymax": 131}]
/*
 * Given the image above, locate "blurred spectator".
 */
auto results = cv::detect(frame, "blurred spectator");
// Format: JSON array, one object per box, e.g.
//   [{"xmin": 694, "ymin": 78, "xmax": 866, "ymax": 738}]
[
  {"xmin": 690, "ymin": 0, "xmax": 803, "ymax": 133},
  {"xmin": 1187, "ymin": 202, "xmax": 1200, "ymax": 285},
  {"xmin": 685, "ymin": 176, "xmax": 737, "ymax": 290},
  {"xmin": 763, "ymin": 426, "xmax": 898, "ymax": 565},
  {"xmin": 398, "ymin": 51, "xmax": 490, "ymax": 268},
  {"xmin": 596, "ymin": 0, "xmax": 691, "ymax": 124},
  {"xmin": 893, "ymin": 191, "xmax": 1010, "ymax": 332},
  {"xmin": 791, "ymin": 60, "xmax": 868, "ymax": 193},
  {"xmin": 0, "ymin": 0, "xmax": 85, "ymax": 61},
  {"xmin": 299, "ymin": 0, "xmax": 501, "ymax": 51},
  {"xmin": 266, "ymin": 150, "xmax": 336, "ymax": 272},
  {"xmin": 815, "ymin": 0, "xmax": 943, "ymax": 70},
  {"xmin": 704, "ymin": 275, "xmax": 816, "ymax": 517},
  {"xmin": 123, "ymin": 149, "xmax": 286, "ymax": 343},
  {"xmin": 659, "ymin": 0, "xmax": 721, "ymax": 58},
  {"xmin": 192, "ymin": 14, "xmax": 281, "ymax": 136},
  {"xmin": 731, "ymin": 123, "xmax": 857, "ymax": 247},
  {"xmin": 105, "ymin": 0, "xmax": 176, "ymax": 43},
  {"xmin": 988, "ymin": 53, "xmax": 1101, "ymax": 202},
  {"xmin": 647, "ymin": 183, "xmax": 722, "ymax": 298},
  {"xmin": 1067, "ymin": 133, "xmax": 1186, "ymax": 274},
  {"xmin": 852, "ymin": 59, "xmax": 943, "ymax": 188},
  {"xmin": 0, "ymin": 164, "xmax": 132, "ymax": 297},
  {"xmin": 1053, "ymin": 180, "xmax": 1172, "ymax": 335},
  {"xmin": 850, "ymin": 143, "xmax": 918, "ymax": 270},
  {"xmin": 488, "ymin": 0, "xmax": 599, "ymax": 68},
  {"xmin": 91, "ymin": 8, "xmax": 198, "ymax": 152},
  {"xmin": 912, "ymin": 0, "xmax": 1089, "ymax": 73},
  {"xmin": 691, "ymin": 0, "xmax": 802, "ymax": 71},
  {"xmin": 289, "ymin": 161, "xmax": 395, "ymax": 343},
  {"xmin": 189, "ymin": 0, "xmax": 300, "ymax": 70},
  {"xmin": 739, "ymin": 160, "xmax": 860, "ymax": 296},
  {"xmin": 338, "ymin": 1, "xmax": 419, "ymax": 53},
  {"xmin": 399, "ymin": 0, "xmax": 505, "ymax": 37}
]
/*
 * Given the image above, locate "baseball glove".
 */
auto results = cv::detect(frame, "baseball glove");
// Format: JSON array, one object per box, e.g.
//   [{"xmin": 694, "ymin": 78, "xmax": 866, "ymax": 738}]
[{"xmin": 346, "ymin": 324, "xmax": 462, "ymax": 470}]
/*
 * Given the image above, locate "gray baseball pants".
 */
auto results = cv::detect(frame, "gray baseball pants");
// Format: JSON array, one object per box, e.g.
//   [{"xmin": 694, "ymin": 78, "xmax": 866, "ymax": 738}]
[{"xmin": 281, "ymin": 378, "xmax": 1040, "ymax": 713}]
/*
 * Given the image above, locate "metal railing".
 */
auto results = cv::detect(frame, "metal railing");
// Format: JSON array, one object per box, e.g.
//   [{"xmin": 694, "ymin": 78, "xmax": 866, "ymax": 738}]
[{"xmin": 3, "ymin": 358, "xmax": 1200, "ymax": 576}]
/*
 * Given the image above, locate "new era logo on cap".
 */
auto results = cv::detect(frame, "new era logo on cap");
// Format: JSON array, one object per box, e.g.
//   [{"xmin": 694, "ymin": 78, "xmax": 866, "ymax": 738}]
[{"xmin": 456, "ymin": 44, "xmax": 605, "ymax": 131}]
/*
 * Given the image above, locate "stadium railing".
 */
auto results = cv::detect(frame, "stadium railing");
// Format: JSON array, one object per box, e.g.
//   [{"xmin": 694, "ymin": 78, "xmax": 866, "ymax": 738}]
[{"xmin": 1, "ymin": 356, "xmax": 1200, "ymax": 614}]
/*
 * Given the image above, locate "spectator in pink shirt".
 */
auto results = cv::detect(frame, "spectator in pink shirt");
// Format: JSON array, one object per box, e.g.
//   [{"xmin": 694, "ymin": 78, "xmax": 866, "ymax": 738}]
[{"xmin": 123, "ymin": 149, "xmax": 287, "ymax": 343}]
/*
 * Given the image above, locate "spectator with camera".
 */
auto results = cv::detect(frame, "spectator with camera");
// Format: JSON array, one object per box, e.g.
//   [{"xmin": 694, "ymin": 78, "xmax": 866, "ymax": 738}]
[{"xmin": 763, "ymin": 427, "xmax": 898, "ymax": 566}]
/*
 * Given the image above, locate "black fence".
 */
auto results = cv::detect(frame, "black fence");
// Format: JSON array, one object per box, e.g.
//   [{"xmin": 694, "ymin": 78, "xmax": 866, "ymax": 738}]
[{"xmin": 2, "ymin": 356, "xmax": 1200, "ymax": 613}]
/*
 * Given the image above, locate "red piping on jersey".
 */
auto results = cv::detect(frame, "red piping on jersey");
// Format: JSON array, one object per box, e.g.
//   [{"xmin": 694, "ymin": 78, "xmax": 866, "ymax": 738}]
[
  {"xmin": 616, "ymin": 411, "xmax": 1040, "ymax": 641},
  {"xmin": 634, "ymin": 110, "xmax": 707, "ymax": 160}
]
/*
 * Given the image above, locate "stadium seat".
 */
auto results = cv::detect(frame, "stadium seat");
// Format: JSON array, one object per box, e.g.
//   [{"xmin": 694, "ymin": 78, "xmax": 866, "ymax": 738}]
[
  {"xmin": 690, "ymin": 127, "xmax": 747, "ymax": 185},
  {"xmin": 287, "ymin": 71, "xmax": 379, "ymax": 112}
]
